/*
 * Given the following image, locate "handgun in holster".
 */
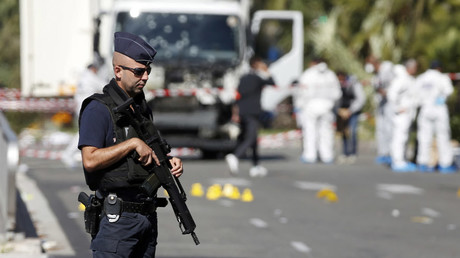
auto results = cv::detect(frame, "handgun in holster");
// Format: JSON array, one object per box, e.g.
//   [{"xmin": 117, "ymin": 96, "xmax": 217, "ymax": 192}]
[{"xmin": 78, "ymin": 192, "xmax": 103, "ymax": 237}]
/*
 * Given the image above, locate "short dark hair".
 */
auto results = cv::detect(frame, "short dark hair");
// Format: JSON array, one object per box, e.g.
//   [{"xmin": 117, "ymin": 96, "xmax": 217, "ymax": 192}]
[
  {"xmin": 249, "ymin": 56, "xmax": 263, "ymax": 68},
  {"xmin": 430, "ymin": 60, "xmax": 442, "ymax": 69}
]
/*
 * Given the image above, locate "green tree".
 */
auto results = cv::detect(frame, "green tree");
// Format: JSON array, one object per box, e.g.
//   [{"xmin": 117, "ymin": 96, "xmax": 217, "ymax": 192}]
[
  {"xmin": 252, "ymin": 0, "xmax": 460, "ymax": 73},
  {"xmin": 0, "ymin": 0, "xmax": 20, "ymax": 89}
]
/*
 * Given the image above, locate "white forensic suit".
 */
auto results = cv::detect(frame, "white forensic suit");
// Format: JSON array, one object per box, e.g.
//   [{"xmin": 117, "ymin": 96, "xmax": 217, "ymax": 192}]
[
  {"xmin": 297, "ymin": 62, "xmax": 342, "ymax": 163},
  {"xmin": 61, "ymin": 66, "xmax": 106, "ymax": 168},
  {"xmin": 373, "ymin": 61, "xmax": 395, "ymax": 164},
  {"xmin": 387, "ymin": 65, "xmax": 417, "ymax": 171},
  {"xmin": 415, "ymin": 68, "xmax": 455, "ymax": 171}
]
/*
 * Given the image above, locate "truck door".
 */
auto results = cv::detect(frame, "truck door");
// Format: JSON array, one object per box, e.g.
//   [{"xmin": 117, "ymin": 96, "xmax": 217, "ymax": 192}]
[{"xmin": 251, "ymin": 11, "xmax": 304, "ymax": 112}]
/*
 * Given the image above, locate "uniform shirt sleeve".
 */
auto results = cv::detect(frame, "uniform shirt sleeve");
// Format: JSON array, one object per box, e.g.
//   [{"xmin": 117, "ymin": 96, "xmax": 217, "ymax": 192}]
[{"xmin": 78, "ymin": 100, "xmax": 114, "ymax": 149}]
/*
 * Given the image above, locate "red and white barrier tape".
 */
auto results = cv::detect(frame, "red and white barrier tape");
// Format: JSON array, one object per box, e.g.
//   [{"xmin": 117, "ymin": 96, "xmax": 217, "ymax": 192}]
[
  {"xmin": 0, "ymin": 98, "xmax": 75, "ymax": 112},
  {"xmin": 0, "ymin": 88, "xmax": 221, "ymax": 101},
  {"xmin": 258, "ymin": 129, "xmax": 302, "ymax": 149},
  {"xmin": 19, "ymin": 130, "xmax": 302, "ymax": 160},
  {"xmin": 147, "ymin": 88, "xmax": 221, "ymax": 98},
  {"xmin": 20, "ymin": 149, "xmax": 63, "ymax": 160},
  {"xmin": 448, "ymin": 73, "xmax": 460, "ymax": 81},
  {"xmin": 19, "ymin": 147, "xmax": 200, "ymax": 160},
  {"xmin": 0, "ymin": 88, "xmax": 225, "ymax": 112}
]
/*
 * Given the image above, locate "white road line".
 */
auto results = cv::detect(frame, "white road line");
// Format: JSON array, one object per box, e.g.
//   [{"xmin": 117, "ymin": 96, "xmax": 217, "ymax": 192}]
[
  {"xmin": 294, "ymin": 181, "xmax": 337, "ymax": 191},
  {"xmin": 422, "ymin": 207, "xmax": 441, "ymax": 218},
  {"xmin": 377, "ymin": 184, "xmax": 424, "ymax": 195},
  {"xmin": 249, "ymin": 218, "xmax": 268, "ymax": 228},
  {"xmin": 218, "ymin": 199, "xmax": 234, "ymax": 207},
  {"xmin": 291, "ymin": 241, "xmax": 312, "ymax": 254}
]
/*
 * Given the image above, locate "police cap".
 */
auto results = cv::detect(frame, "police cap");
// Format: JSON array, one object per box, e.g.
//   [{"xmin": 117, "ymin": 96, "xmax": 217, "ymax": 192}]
[{"xmin": 114, "ymin": 32, "xmax": 157, "ymax": 64}]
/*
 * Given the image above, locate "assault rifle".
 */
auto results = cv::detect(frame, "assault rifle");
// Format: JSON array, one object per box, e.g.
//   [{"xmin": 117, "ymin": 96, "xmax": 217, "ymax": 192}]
[{"xmin": 114, "ymin": 98, "xmax": 200, "ymax": 245}]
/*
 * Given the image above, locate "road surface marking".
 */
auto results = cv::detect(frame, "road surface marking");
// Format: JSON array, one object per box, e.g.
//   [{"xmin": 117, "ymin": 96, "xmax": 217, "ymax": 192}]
[
  {"xmin": 377, "ymin": 184, "xmax": 424, "ymax": 195},
  {"xmin": 250, "ymin": 218, "xmax": 268, "ymax": 228},
  {"xmin": 291, "ymin": 241, "xmax": 311, "ymax": 253},
  {"xmin": 294, "ymin": 181, "xmax": 336, "ymax": 191}
]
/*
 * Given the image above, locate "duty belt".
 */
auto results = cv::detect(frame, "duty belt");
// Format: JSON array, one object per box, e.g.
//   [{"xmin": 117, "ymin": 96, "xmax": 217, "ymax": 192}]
[
  {"xmin": 119, "ymin": 200, "xmax": 157, "ymax": 215},
  {"xmin": 101, "ymin": 192, "xmax": 168, "ymax": 217}
]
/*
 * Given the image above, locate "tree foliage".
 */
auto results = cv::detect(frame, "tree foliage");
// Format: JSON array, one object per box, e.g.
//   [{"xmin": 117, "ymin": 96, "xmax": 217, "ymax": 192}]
[
  {"xmin": 0, "ymin": 0, "xmax": 20, "ymax": 89},
  {"xmin": 252, "ymin": 0, "xmax": 460, "ymax": 74}
]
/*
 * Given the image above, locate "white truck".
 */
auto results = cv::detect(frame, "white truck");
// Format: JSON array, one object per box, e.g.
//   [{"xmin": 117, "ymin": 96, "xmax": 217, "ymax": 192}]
[{"xmin": 20, "ymin": 0, "xmax": 304, "ymax": 156}]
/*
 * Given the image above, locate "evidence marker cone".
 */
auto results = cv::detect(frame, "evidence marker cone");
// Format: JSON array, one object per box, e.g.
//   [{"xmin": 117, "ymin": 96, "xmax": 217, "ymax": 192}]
[
  {"xmin": 241, "ymin": 188, "xmax": 254, "ymax": 202},
  {"xmin": 78, "ymin": 203, "xmax": 86, "ymax": 211},
  {"xmin": 206, "ymin": 184, "xmax": 222, "ymax": 200},
  {"xmin": 325, "ymin": 191, "xmax": 338, "ymax": 202},
  {"xmin": 223, "ymin": 184, "xmax": 240, "ymax": 199},
  {"xmin": 191, "ymin": 183, "xmax": 204, "ymax": 197},
  {"xmin": 316, "ymin": 188, "xmax": 333, "ymax": 199},
  {"xmin": 316, "ymin": 188, "xmax": 338, "ymax": 203}
]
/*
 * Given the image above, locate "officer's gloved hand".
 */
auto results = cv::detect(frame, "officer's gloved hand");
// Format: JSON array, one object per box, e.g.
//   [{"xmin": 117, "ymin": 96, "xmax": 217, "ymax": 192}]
[{"xmin": 435, "ymin": 96, "xmax": 446, "ymax": 105}]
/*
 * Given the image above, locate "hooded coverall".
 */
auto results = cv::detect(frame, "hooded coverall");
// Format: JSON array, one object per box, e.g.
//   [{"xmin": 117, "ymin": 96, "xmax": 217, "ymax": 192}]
[
  {"xmin": 415, "ymin": 69, "xmax": 454, "ymax": 169},
  {"xmin": 387, "ymin": 65, "xmax": 417, "ymax": 169},
  {"xmin": 297, "ymin": 62, "xmax": 342, "ymax": 163}
]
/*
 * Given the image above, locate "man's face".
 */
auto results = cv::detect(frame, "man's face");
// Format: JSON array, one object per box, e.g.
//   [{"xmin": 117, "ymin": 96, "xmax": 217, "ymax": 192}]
[{"xmin": 114, "ymin": 56, "xmax": 150, "ymax": 97}]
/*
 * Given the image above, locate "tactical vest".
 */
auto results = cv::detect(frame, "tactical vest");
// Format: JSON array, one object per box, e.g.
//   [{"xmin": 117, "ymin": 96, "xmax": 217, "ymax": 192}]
[{"xmin": 79, "ymin": 79, "xmax": 152, "ymax": 191}]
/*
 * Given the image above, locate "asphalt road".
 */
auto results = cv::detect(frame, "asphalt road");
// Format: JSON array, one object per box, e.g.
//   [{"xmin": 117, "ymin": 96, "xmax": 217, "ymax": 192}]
[{"xmin": 20, "ymin": 142, "xmax": 460, "ymax": 258}]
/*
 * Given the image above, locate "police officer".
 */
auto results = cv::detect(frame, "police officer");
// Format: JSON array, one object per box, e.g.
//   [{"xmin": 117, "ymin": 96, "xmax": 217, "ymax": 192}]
[{"xmin": 78, "ymin": 32, "xmax": 183, "ymax": 257}]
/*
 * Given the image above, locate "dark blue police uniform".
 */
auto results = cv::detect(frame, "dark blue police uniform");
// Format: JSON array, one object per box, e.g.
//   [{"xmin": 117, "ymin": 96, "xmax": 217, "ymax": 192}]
[{"xmin": 78, "ymin": 32, "xmax": 159, "ymax": 258}]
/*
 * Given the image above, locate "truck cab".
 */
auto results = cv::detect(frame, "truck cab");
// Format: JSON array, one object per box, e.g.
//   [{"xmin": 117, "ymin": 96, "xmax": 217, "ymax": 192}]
[{"xmin": 97, "ymin": 0, "xmax": 305, "ymax": 156}]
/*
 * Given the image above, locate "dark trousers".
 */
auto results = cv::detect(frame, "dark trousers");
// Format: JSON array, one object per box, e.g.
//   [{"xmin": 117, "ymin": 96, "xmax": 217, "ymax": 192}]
[
  {"xmin": 338, "ymin": 113, "xmax": 359, "ymax": 156},
  {"xmin": 234, "ymin": 114, "xmax": 260, "ymax": 166},
  {"xmin": 91, "ymin": 212, "xmax": 158, "ymax": 258}
]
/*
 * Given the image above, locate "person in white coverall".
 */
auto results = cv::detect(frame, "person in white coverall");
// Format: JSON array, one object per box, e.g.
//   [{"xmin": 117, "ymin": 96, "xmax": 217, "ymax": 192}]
[
  {"xmin": 415, "ymin": 61, "xmax": 457, "ymax": 173},
  {"xmin": 61, "ymin": 63, "xmax": 106, "ymax": 168},
  {"xmin": 387, "ymin": 60, "xmax": 418, "ymax": 172},
  {"xmin": 297, "ymin": 59, "xmax": 342, "ymax": 164},
  {"xmin": 367, "ymin": 56, "xmax": 395, "ymax": 165}
]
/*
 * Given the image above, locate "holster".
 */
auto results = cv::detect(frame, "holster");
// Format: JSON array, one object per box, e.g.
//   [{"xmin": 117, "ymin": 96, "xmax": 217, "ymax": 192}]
[{"xmin": 78, "ymin": 192, "xmax": 103, "ymax": 236}]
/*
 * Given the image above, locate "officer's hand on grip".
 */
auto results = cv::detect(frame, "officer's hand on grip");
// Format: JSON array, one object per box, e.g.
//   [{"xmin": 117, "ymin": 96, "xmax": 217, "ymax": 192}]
[
  {"xmin": 133, "ymin": 138, "xmax": 160, "ymax": 166},
  {"xmin": 169, "ymin": 157, "xmax": 183, "ymax": 177}
]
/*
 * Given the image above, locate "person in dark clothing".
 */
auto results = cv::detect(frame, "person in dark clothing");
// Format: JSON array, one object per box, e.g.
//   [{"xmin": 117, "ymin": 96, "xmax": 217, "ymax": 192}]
[
  {"xmin": 225, "ymin": 56, "xmax": 275, "ymax": 177},
  {"xmin": 336, "ymin": 71, "xmax": 366, "ymax": 164},
  {"xmin": 78, "ymin": 32, "xmax": 183, "ymax": 257}
]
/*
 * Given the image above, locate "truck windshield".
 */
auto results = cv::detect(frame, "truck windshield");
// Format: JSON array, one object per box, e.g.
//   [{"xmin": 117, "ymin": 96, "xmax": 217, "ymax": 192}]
[{"xmin": 116, "ymin": 12, "xmax": 241, "ymax": 66}]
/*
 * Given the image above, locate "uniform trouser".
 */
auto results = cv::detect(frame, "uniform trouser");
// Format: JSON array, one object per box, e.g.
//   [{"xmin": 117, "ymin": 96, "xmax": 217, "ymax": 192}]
[
  {"xmin": 91, "ymin": 212, "xmax": 158, "ymax": 258},
  {"xmin": 234, "ymin": 114, "xmax": 260, "ymax": 166},
  {"xmin": 300, "ymin": 111, "xmax": 335, "ymax": 162},
  {"xmin": 375, "ymin": 103, "xmax": 393, "ymax": 157},
  {"xmin": 391, "ymin": 111, "xmax": 413, "ymax": 166},
  {"xmin": 416, "ymin": 105, "xmax": 453, "ymax": 167}
]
